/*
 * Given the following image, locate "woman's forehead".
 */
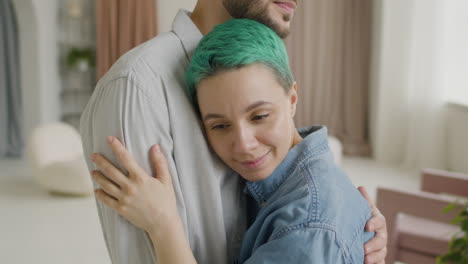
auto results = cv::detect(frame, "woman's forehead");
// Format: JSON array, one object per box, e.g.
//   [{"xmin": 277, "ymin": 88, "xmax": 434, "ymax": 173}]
[
  {"xmin": 197, "ymin": 75, "xmax": 288, "ymax": 120},
  {"xmin": 198, "ymin": 64, "xmax": 284, "ymax": 97}
]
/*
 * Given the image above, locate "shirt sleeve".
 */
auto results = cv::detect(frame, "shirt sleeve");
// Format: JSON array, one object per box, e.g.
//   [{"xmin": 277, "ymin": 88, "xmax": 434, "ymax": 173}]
[
  {"xmin": 243, "ymin": 227, "xmax": 348, "ymax": 264},
  {"xmin": 80, "ymin": 73, "xmax": 179, "ymax": 264}
]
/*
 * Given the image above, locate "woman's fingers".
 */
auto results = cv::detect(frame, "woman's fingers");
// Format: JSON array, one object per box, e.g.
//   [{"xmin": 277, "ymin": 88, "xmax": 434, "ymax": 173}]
[
  {"xmin": 365, "ymin": 212, "xmax": 386, "ymax": 233},
  {"xmin": 92, "ymin": 151, "xmax": 129, "ymax": 188},
  {"xmin": 95, "ymin": 189, "xmax": 120, "ymax": 211},
  {"xmin": 364, "ymin": 247, "xmax": 387, "ymax": 264},
  {"xmin": 106, "ymin": 136, "xmax": 146, "ymax": 178},
  {"xmin": 365, "ymin": 215, "xmax": 387, "ymax": 263},
  {"xmin": 365, "ymin": 229, "xmax": 387, "ymax": 253},
  {"xmin": 358, "ymin": 186, "xmax": 388, "ymax": 261},
  {"xmin": 150, "ymin": 145, "xmax": 172, "ymax": 185},
  {"xmin": 358, "ymin": 186, "xmax": 375, "ymax": 208},
  {"xmin": 364, "ymin": 212, "xmax": 387, "ymax": 263},
  {"xmin": 92, "ymin": 170, "xmax": 122, "ymax": 200}
]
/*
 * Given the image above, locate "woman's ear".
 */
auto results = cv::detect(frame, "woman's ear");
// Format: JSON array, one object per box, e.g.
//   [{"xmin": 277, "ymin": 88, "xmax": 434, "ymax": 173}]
[{"xmin": 289, "ymin": 82, "xmax": 298, "ymax": 117}]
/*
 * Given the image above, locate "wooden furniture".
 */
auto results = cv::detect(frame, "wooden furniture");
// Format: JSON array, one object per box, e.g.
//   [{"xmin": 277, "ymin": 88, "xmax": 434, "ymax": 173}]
[{"xmin": 377, "ymin": 168, "xmax": 468, "ymax": 263}]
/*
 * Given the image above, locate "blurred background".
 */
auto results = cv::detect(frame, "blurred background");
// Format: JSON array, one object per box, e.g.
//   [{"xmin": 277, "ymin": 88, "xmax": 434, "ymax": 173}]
[{"xmin": 1, "ymin": 0, "xmax": 467, "ymax": 263}]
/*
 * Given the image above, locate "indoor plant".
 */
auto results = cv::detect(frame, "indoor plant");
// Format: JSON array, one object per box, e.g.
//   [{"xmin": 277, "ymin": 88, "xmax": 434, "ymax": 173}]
[
  {"xmin": 437, "ymin": 202, "xmax": 468, "ymax": 263},
  {"xmin": 66, "ymin": 47, "xmax": 95, "ymax": 72}
]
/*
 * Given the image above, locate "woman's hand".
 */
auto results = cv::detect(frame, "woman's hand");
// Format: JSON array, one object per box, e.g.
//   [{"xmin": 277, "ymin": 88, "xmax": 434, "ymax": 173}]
[
  {"xmin": 92, "ymin": 136, "xmax": 197, "ymax": 264},
  {"xmin": 91, "ymin": 136, "xmax": 179, "ymax": 235},
  {"xmin": 358, "ymin": 186, "xmax": 388, "ymax": 264}
]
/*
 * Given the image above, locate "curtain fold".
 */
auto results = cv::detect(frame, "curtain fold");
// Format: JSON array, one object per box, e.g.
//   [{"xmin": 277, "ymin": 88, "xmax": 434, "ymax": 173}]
[
  {"xmin": 371, "ymin": 0, "xmax": 447, "ymax": 170},
  {"xmin": 285, "ymin": 0, "xmax": 373, "ymax": 156},
  {"xmin": 96, "ymin": 0, "xmax": 158, "ymax": 79},
  {"xmin": 0, "ymin": 0, "xmax": 23, "ymax": 157}
]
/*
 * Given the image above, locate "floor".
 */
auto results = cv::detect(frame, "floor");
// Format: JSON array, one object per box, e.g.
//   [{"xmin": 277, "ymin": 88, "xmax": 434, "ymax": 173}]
[
  {"xmin": 0, "ymin": 158, "xmax": 110, "ymax": 264},
  {"xmin": 0, "ymin": 157, "xmax": 421, "ymax": 264}
]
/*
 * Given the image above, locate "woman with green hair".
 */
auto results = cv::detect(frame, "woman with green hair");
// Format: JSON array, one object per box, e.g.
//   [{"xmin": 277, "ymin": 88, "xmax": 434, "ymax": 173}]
[{"xmin": 91, "ymin": 19, "xmax": 376, "ymax": 263}]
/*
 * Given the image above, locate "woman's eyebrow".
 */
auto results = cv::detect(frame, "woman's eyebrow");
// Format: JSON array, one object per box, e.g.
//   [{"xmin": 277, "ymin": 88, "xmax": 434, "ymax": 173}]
[
  {"xmin": 244, "ymin": 101, "xmax": 272, "ymax": 113},
  {"xmin": 203, "ymin": 113, "xmax": 224, "ymax": 122},
  {"xmin": 203, "ymin": 101, "xmax": 273, "ymax": 122}
]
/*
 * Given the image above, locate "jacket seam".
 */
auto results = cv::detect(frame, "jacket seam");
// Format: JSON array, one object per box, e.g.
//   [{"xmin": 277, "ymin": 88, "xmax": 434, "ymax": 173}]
[{"xmin": 270, "ymin": 222, "xmax": 350, "ymax": 262}]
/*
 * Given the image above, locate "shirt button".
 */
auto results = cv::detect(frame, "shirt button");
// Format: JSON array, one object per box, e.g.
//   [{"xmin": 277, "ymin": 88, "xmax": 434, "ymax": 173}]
[{"xmin": 261, "ymin": 201, "xmax": 267, "ymax": 207}]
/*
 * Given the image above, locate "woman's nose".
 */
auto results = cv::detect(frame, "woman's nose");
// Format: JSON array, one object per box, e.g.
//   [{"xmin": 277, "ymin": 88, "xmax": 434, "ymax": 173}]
[{"xmin": 232, "ymin": 126, "xmax": 258, "ymax": 153}]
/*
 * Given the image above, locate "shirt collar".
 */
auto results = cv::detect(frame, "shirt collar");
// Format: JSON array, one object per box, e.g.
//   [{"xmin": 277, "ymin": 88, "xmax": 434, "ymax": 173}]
[
  {"xmin": 171, "ymin": 9, "xmax": 203, "ymax": 61},
  {"xmin": 244, "ymin": 126, "xmax": 329, "ymax": 207}
]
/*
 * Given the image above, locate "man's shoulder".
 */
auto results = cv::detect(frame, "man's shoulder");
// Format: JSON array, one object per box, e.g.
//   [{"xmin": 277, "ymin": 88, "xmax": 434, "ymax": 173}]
[
  {"xmin": 100, "ymin": 31, "xmax": 188, "ymax": 85},
  {"xmin": 80, "ymin": 31, "xmax": 188, "ymax": 132}
]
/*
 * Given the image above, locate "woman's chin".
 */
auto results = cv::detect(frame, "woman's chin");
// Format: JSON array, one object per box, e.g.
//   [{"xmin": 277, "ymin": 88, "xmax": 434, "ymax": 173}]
[{"xmin": 238, "ymin": 168, "xmax": 272, "ymax": 182}]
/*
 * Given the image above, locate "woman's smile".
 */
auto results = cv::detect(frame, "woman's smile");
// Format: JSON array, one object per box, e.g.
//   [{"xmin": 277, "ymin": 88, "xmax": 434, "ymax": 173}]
[{"xmin": 239, "ymin": 149, "xmax": 271, "ymax": 169}]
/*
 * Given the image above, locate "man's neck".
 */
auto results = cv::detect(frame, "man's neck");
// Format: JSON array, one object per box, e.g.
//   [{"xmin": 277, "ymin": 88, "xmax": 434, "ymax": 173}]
[{"xmin": 191, "ymin": 0, "xmax": 232, "ymax": 35}]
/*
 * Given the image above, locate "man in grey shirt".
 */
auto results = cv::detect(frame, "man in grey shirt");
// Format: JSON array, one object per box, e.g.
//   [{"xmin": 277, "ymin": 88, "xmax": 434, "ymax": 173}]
[{"xmin": 80, "ymin": 1, "xmax": 388, "ymax": 263}]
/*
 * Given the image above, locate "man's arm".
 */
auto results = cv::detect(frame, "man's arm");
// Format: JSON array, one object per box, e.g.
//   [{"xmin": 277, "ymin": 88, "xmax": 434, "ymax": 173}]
[{"xmin": 80, "ymin": 75, "xmax": 185, "ymax": 264}]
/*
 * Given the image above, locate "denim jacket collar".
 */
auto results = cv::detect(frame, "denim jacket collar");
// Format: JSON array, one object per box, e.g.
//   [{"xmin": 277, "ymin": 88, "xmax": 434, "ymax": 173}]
[{"xmin": 244, "ymin": 126, "xmax": 329, "ymax": 206}]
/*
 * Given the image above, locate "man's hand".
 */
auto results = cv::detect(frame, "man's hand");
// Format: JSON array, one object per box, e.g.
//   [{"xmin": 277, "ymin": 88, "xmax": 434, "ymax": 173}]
[{"xmin": 358, "ymin": 186, "xmax": 387, "ymax": 264}]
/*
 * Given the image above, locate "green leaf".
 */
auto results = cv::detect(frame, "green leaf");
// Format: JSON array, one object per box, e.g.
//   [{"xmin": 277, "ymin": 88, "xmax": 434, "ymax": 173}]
[
  {"xmin": 65, "ymin": 47, "xmax": 96, "ymax": 68},
  {"xmin": 450, "ymin": 238, "xmax": 464, "ymax": 251},
  {"xmin": 443, "ymin": 203, "xmax": 458, "ymax": 214},
  {"xmin": 462, "ymin": 208, "xmax": 468, "ymax": 217},
  {"xmin": 462, "ymin": 218, "xmax": 468, "ymax": 232},
  {"xmin": 441, "ymin": 203, "xmax": 468, "ymax": 263},
  {"xmin": 451, "ymin": 215, "xmax": 464, "ymax": 225}
]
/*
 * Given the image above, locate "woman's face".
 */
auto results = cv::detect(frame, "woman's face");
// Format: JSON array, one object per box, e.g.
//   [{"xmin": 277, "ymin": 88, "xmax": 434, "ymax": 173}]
[{"xmin": 197, "ymin": 64, "xmax": 301, "ymax": 182}]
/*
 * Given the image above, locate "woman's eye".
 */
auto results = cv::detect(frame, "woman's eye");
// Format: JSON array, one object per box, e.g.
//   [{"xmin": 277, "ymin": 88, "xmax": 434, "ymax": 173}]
[
  {"xmin": 211, "ymin": 124, "xmax": 229, "ymax": 130},
  {"xmin": 252, "ymin": 114, "xmax": 270, "ymax": 121}
]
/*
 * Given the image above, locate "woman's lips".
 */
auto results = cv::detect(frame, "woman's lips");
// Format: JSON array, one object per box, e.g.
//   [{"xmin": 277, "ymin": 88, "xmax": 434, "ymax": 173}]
[
  {"xmin": 273, "ymin": 1, "xmax": 297, "ymax": 14},
  {"xmin": 240, "ymin": 150, "xmax": 271, "ymax": 169}
]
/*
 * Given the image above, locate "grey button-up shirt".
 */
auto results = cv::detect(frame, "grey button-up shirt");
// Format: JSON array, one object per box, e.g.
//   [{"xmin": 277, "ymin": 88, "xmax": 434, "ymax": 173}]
[{"xmin": 80, "ymin": 10, "xmax": 245, "ymax": 264}]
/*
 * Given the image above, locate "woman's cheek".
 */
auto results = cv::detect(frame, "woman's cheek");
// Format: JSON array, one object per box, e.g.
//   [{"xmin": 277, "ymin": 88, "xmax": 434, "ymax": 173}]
[
  {"xmin": 262, "ymin": 118, "xmax": 285, "ymax": 143},
  {"xmin": 207, "ymin": 133, "xmax": 225, "ymax": 156}
]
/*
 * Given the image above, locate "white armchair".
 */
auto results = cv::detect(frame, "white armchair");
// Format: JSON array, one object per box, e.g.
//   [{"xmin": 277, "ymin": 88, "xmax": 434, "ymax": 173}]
[{"xmin": 26, "ymin": 122, "xmax": 93, "ymax": 196}]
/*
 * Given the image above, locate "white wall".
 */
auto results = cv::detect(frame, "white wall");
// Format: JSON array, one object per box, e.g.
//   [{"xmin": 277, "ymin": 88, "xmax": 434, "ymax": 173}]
[
  {"xmin": 446, "ymin": 103, "xmax": 468, "ymax": 174},
  {"xmin": 12, "ymin": 0, "xmax": 61, "ymax": 146},
  {"xmin": 33, "ymin": 0, "xmax": 61, "ymax": 124},
  {"xmin": 440, "ymin": 0, "xmax": 468, "ymax": 174},
  {"xmin": 157, "ymin": 0, "xmax": 197, "ymax": 33},
  {"xmin": 440, "ymin": 0, "xmax": 468, "ymax": 105}
]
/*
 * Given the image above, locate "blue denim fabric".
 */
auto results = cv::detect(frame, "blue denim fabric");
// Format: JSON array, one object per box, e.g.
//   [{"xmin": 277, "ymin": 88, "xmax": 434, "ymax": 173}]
[{"xmin": 237, "ymin": 126, "xmax": 374, "ymax": 264}]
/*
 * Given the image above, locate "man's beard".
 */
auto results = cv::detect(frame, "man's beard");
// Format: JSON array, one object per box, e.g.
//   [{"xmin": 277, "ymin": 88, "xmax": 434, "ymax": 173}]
[{"xmin": 223, "ymin": 0, "xmax": 292, "ymax": 38}]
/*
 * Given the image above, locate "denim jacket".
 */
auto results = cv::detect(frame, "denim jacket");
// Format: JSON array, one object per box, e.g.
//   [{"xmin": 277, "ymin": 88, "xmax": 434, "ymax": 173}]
[{"xmin": 237, "ymin": 126, "xmax": 374, "ymax": 264}]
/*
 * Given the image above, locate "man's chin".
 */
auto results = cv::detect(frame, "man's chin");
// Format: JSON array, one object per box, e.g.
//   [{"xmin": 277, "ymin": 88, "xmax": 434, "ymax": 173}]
[
  {"xmin": 269, "ymin": 17, "xmax": 292, "ymax": 38},
  {"xmin": 274, "ymin": 25, "xmax": 291, "ymax": 38}
]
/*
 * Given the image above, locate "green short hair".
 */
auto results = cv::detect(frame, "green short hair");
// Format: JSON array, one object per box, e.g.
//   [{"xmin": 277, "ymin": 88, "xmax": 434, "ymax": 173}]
[{"xmin": 185, "ymin": 19, "xmax": 294, "ymax": 104}]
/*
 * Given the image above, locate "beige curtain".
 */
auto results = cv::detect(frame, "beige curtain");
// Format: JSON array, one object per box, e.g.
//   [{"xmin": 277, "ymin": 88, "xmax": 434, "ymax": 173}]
[
  {"xmin": 285, "ymin": 0, "xmax": 372, "ymax": 156},
  {"xmin": 96, "ymin": 0, "xmax": 158, "ymax": 79}
]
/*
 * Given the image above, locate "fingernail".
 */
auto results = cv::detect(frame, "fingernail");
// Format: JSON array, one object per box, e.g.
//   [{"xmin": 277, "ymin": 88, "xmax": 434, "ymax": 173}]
[
  {"xmin": 91, "ymin": 153, "xmax": 96, "ymax": 161},
  {"xmin": 154, "ymin": 145, "xmax": 160, "ymax": 153},
  {"xmin": 107, "ymin": 136, "xmax": 114, "ymax": 144},
  {"xmin": 368, "ymin": 224, "xmax": 373, "ymax": 230}
]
